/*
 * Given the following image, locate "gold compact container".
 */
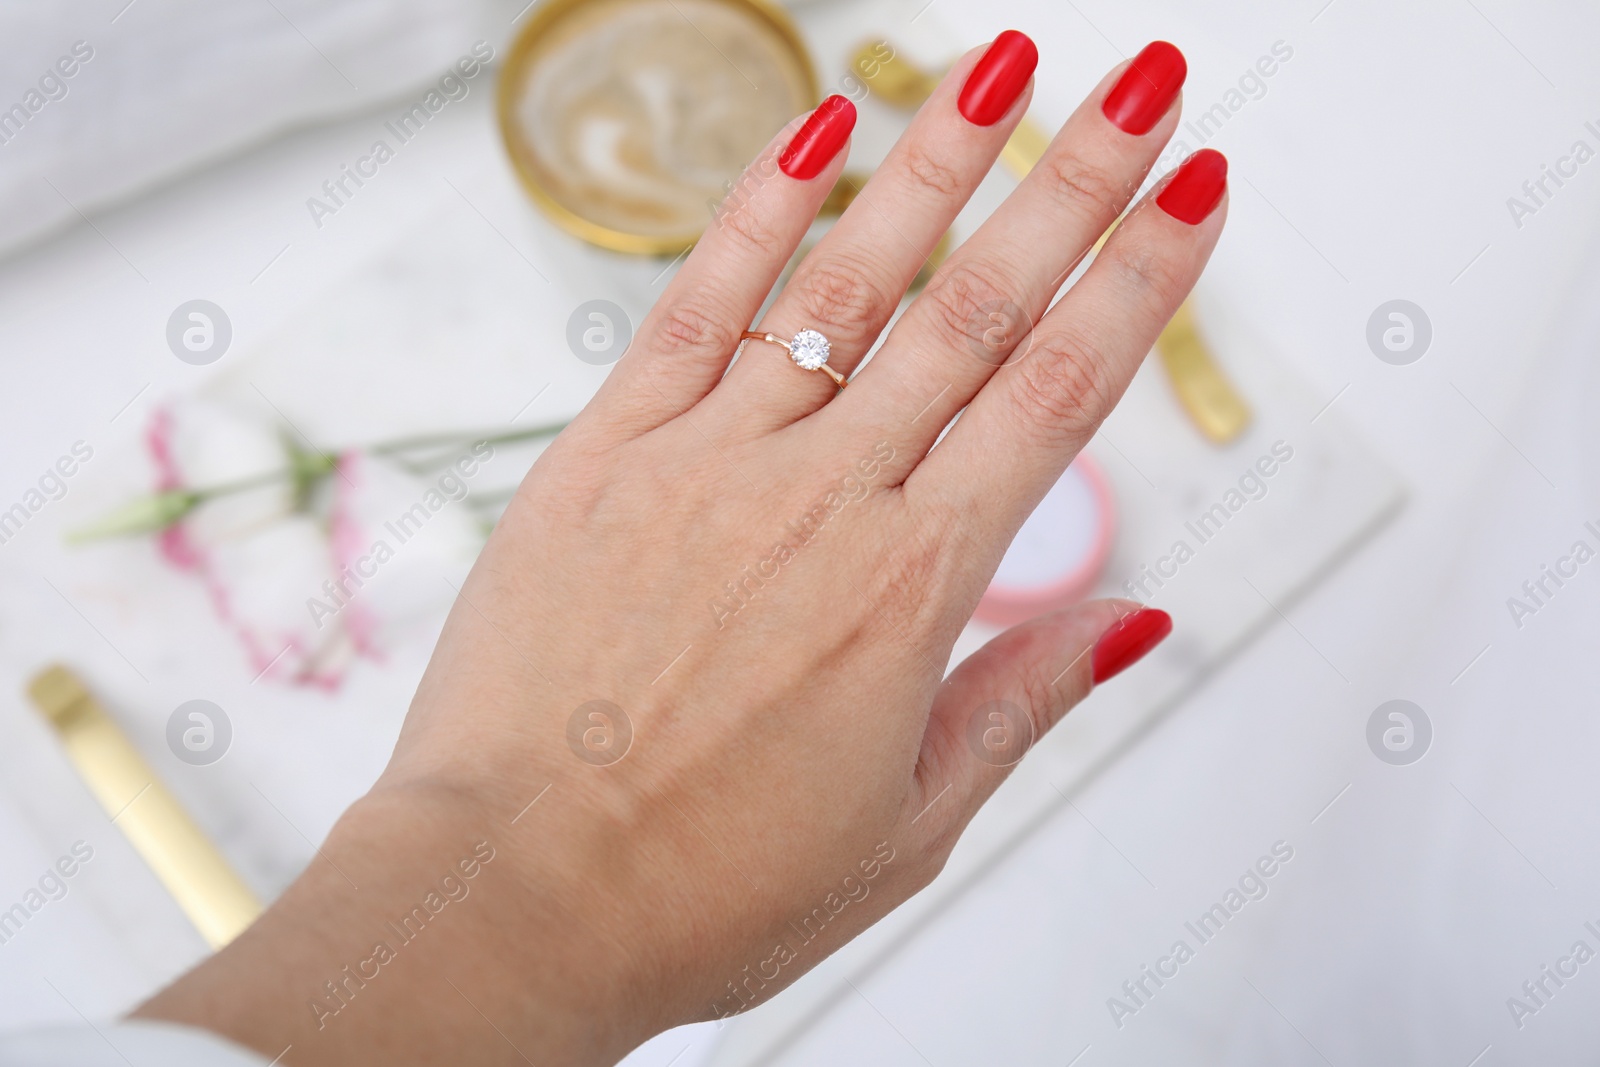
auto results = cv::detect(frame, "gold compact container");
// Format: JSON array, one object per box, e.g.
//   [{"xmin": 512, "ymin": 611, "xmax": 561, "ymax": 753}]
[{"xmin": 498, "ymin": 0, "xmax": 818, "ymax": 255}]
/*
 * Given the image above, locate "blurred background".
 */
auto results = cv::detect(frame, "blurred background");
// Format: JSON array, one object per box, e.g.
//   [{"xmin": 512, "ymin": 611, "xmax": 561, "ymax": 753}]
[{"xmin": 2, "ymin": 0, "xmax": 1599, "ymax": 1064}]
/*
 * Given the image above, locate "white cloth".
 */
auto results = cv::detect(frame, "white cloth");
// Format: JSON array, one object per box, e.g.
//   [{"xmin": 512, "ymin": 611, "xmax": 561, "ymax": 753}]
[
  {"xmin": 0, "ymin": 1020, "xmax": 268, "ymax": 1066},
  {"xmin": 0, "ymin": 0, "xmax": 519, "ymax": 258}
]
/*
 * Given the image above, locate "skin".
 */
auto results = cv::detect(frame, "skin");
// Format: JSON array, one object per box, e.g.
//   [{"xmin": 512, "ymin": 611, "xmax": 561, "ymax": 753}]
[{"xmin": 136, "ymin": 40, "xmax": 1224, "ymax": 1067}]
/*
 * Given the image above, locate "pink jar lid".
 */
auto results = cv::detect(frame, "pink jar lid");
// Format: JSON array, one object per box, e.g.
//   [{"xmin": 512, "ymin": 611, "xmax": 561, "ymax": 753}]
[{"xmin": 974, "ymin": 453, "xmax": 1116, "ymax": 628}]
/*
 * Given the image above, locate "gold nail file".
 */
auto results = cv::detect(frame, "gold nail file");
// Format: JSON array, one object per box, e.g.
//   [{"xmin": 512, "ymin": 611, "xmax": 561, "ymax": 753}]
[
  {"xmin": 1152, "ymin": 303, "xmax": 1253, "ymax": 443},
  {"xmin": 998, "ymin": 116, "xmax": 1054, "ymax": 184},
  {"xmin": 26, "ymin": 665, "xmax": 262, "ymax": 948},
  {"xmin": 854, "ymin": 41, "xmax": 1253, "ymax": 444}
]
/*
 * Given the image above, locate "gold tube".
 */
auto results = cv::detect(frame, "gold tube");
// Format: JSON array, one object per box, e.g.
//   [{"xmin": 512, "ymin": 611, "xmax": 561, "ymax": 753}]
[
  {"xmin": 1153, "ymin": 303, "xmax": 1254, "ymax": 444},
  {"xmin": 26, "ymin": 666, "xmax": 261, "ymax": 949}
]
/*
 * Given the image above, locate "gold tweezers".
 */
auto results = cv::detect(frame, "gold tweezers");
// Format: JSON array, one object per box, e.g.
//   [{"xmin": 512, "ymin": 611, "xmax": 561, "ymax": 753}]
[{"xmin": 27, "ymin": 665, "xmax": 261, "ymax": 948}]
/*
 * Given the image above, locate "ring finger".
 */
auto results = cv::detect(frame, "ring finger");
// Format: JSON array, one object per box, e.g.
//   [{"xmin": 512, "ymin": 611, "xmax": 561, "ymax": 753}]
[{"xmin": 708, "ymin": 31, "xmax": 1039, "ymax": 434}]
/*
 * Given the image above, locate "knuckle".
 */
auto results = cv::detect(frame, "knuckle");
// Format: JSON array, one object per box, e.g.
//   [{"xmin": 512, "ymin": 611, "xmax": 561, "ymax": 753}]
[
  {"xmin": 1040, "ymin": 153, "xmax": 1131, "ymax": 224},
  {"xmin": 653, "ymin": 299, "xmax": 738, "ymax": 358},
  {"xmin": 901, "ymin": 146, "xmax": 965, "ymax": 198},
  {"xmin": 787, "ymin": 256, "xmax": 893, "ymax": 345},
  {"xmin": 1102, "ymin": 241, "xmax": 1188, "ymax": 312},
  {"xmin": 1015, "ymin": 669, "xmax": 1065, "ymax": 740},
  {"xmin": 713, "ymin": 195, "xmax": 782, "ymax": 256},
  {"xmin": 920, "ymin": 260, "xmax": 1023, "ymax": 345},
  {"xmin": 1010, "ymin": 326, "xmax": 1115, "ymax": 442}
]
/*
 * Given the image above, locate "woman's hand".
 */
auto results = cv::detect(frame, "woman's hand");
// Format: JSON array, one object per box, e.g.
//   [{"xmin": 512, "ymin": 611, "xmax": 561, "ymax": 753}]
[{"xmin": 139, "ymin": 33, "xmax": 1221, "ymax": 1066}]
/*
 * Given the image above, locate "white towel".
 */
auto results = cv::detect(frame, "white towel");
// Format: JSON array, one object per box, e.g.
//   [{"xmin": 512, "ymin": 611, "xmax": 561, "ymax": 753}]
[{"xmin": 0, "ymin": 0, "xmax": 520, "ymax": 258}]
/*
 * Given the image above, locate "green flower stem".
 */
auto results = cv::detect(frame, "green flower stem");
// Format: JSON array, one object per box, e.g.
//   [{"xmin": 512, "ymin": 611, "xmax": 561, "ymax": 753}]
[
  {"xmin": 366, "ymin": 422, "xmax": 571, "ymax": 457},
  {"xmin": 70, "ymin": 421, "xmax": 567, "ymax": 544},
  {"xmin": 190, "ymin": 468, "xmax": 298, "ymax": 503}
]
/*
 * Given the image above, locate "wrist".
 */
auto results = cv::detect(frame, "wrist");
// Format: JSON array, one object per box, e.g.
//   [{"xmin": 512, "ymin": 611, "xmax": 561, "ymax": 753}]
[{"xmin": 137, "ymin": 777, "xmax": 644, "ymax": 1067}]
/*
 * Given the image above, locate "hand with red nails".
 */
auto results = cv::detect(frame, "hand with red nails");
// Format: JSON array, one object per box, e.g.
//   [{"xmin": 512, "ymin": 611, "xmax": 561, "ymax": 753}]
[{"xmin": 138, "ymin": 32, "xmax": 1224, "ymax": 1067}]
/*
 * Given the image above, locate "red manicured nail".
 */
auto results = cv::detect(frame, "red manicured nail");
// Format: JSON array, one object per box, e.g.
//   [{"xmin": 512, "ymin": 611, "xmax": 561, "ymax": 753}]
[
  {"xmin": 958, "ymin": 30, "xmax": 1038, "ymax": 127},
  {"xmin": 1156, "ymin": 149, "xmax": 1227, "ymax": 225},
  {"xmin": 780, "ymin": 95, "xmax": 857, "ymax": 180},
  {"xmin": 1092, "ymin": 609, "xmax": 1172, "ymax": 684},
  {"xmin": 1102, "ymin": 41, "xmax": 1186, "ymax": 135}
]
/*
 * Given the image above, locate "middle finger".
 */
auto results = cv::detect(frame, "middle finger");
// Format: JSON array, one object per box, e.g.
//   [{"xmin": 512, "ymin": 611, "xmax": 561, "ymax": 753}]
[{"xmin": 825, "ymin": 41, "xmax": 1188, "ymax": 474}]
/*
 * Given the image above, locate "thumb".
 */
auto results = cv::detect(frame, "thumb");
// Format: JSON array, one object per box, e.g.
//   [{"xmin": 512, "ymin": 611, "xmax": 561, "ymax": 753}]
[{"xmin": 909, "ymin": 600, "xmax": 1172, "ymax": 837}]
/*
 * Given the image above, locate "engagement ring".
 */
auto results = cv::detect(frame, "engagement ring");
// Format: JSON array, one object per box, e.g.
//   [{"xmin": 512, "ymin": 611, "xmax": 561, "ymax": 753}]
[{"xmin": 741, "ymin": 328, "xmax": 847, "ymax": 389}]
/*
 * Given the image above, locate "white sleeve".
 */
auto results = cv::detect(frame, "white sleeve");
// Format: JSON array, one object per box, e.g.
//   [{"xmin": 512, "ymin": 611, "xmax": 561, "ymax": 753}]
[{"xmin": 0, "ymin": 1020, "xmax": 270, "ymax": 1066}]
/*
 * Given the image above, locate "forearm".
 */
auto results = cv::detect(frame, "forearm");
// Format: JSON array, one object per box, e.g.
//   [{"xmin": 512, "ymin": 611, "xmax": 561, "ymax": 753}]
[{"xmin": 133, "ymin": 782, "xmax": 637, "ymax": 1067}]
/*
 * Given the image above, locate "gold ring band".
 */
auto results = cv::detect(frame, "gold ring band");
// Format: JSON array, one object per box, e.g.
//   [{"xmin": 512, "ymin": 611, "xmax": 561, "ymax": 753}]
[{"xmin": 742, "ymin": 329, "xmax": 847, "ymax": 390}]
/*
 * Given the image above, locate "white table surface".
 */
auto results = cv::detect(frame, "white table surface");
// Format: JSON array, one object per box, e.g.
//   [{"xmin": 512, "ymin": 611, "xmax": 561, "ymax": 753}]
[{"xmin": 3, "ymin": 0, "xmax": 1600, "ymax": 1065}]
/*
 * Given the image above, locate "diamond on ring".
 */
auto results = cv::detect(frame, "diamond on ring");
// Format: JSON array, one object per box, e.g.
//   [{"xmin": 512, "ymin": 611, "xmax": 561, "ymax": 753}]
[
  {"xmin": 739, "ymin": 327, "xmax": 848, "ymax": 391},
  {"xmin": 789, "ymin": 328, "xmax": 831, "ymax": 371}
]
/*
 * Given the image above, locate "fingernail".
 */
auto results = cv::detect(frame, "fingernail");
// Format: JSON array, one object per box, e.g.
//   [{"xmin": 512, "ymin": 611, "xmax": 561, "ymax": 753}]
[
  {"xmin": 780, "ymin": 95, "xmax": 857, "ymax": 180},
  {"xmin": 1092, "ymin": 609, "xmax": 1172, "ymax": 685},
  {"xmin": 1101, "ymin": 41, "xmax": 1187, "ymax": 135},
  {"xmin": 1155, "ymin": 149, "xmax": 1227, "ymax": 225},
  {"xmin": 958, "ymin": 30, "xmax": 1038, "ymax": 127}
]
